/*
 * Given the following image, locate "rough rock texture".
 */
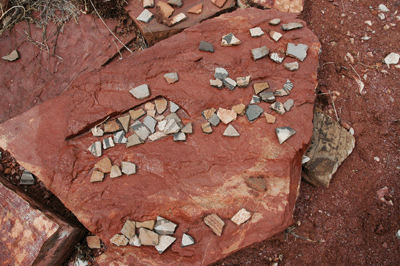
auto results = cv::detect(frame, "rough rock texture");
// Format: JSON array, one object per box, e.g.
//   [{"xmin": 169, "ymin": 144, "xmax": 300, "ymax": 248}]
[
  {"xmin": 302, "ymin": 108, "xmax": 355, "ymax": 188},
  {"xmin": 0, "ymin": 8, "xmax": 320, "ymax": 266},
  {"xmin": 124, "ymin": 0, "xmax": 236, "ymax": 46},
  {"xmin": 246, "ymin": 0, "xmax": 304, "ymax": 13},
  {"xmin": 0, "ymin": 179, "xmax": 84, "ymax": 266},
  {"xmin": 0, "ymin": 14, "xmax": 136, "ymax": 124}
]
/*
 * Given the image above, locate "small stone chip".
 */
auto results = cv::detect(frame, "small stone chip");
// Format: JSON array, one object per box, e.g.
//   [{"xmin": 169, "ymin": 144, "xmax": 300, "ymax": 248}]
[
  {"xmin": 269, "ymin": 30, "xmax": 282, "ymax": 42},
  {"xmin": 2, "ymin": 50, "xmax": 19, "ymax": 61},
  {"xmin": 245, "ymin": 177, "xmax": 266, "ymax": 191},
  {"xmin": 130, "ymin": 84, "xmax": 150, "ymax": 99},
  {"xmin": 110, "ymin": 234, "xmax": 129, "ymax": 246},
  {"xmin": 283, "ymin": 79, "xmax": 294, "ymax": 91},
  {"xmin": 221, "ymin": 33, "xmax": 241, "ymax": 46},
  {"xmin": 102, "ymin": 137, "xmax": 115, "ymax": 150},
  {"xmin": 202, "ymin": 108, "xmax": 216, "ymax": 120},
  {"xmin": 129, "ymin": 108, "xmax": 146, "ymax": 121},
  {"xmin": 157, "ymin": 1, "xmax": 174, "ymax": 19},
  {"xmin": 223, "ymin": 77, "xmax": 237, "ymax": 90},
  {"xmin": 249, "ymin": 27, "xmax": 264, "ymax": 37},
  {"xmin": 155, "ymin": 235, "xmax": 176, "ymax": 254},
  {"xmin": 164, "ymin": 72, "xmax": 179, "ymax": 84},
  {"xmin": 182, "ymin": 233, "xmax": 195, "ymax": 247},
  {"xmin": 253, "ymin": 82, "xmax": 269, "ymax": 94},
  {"xmin": 117, "ymin": 115, "xmax": 130, "ymax": 132},
  {"xmin": 136, "ymin": 220, "xmax": 156, "ymax": 230},
  {"xmin": 155, "ymin": 98, "xmax": 168, "ymax": 114},
  {"xmin": 170, "ymin": 101, "xmax": 180, "ymax": 113},
  {"xmin": 129, "ymin": 235, "xmax": 141, "ymax": 247},
  {"xmin": 95, "ymin": 157, "xmax": 112, "ymax": 173},
  {"xmin": 270, "ymin": 52, "xmax": 285, "ymax": 63},
  {"xmin": 231, "ymin": 208, "xmax": 252, "ymax": 225},
  {"xmin": 137, "ymin": 9, "xmax": 153, "ymax": 23},
  {"xmin": 264, "ymin": 113, "xmax": 276, "ymax": 124},
  {"xmin": 384, "ymin": 52, "xmax": 400, "ymax": 66},
  {"xmin": 188, "ymin": 4, "xmax": 203, "ymax": 14},
  {"xmin": 90, "ymin": 170, "xmax": 104, "ymax": 183},
  {"xmin": 259, "ymin": 91, "xmax": 275, "ymax": 103},
  {"xmin": 246, "ymin": 105, "xmax": 264, "ymax": 122},
  {"xmin": 110, "ymin": 165, "xmax": 122, "ymax": 178},
  {"xmin": 232, "ymin": 104, "xmax": 246, "ymax": 116},
  {"xmin": 204, "ymin": 214, "xmax": 225, "ymax": 236},
  {"xmin": 20, "ymin": 170, "xmax": 35, "ymax": 185},
  {"xmin": 154, "ymin": 216, "xmax": 178, "ymax": 235},
  {"xmin": 139, "ymin": 228, "xmax": 159, "ymax": 246},
  {"xmin": 143, "ymin": 0, "xmax": 154, "ymax": 8},
  {"xmin": 167, "ymin": 0, "xmax": 182, "ymax": 7},
  {"xmin": 284, "ymin": 62, "xmax": 299, "ymax": 71},
  {"xmin": 165, "ymin": 112, "xmax": 181, "ymax": 123},
  {"xmin": 250, "ymin": 95, "xmax": 260, "ymax": 104},
  {"xmin": 269, "ymin": 18, "xmax": 281, "ymax": 25},
  {"xmin": 199, "ymin": 41, "xmax": 214, "ymax": 53},
  {"xmin": 164, "ymin": 119, "xmax": 181, "ymax": 135},
  {"xmin": 87, "ymin": 236, "xmax": 101, "ymax": 249},
  {"xmin": 223, "ymin": 124, "xmax": 240, "ymax": 137},
  {"xmin": 144, "ymin": 102, "xmax": 155, "ymax": 110},
  {"xmin": 181, "ymin": 123, "xmax": 193, "ymax": 134},
  {"xmin": 209, "ymin": 113, "xmax": 220, "ymax": 126},
  {"xmin": 281, "ymin": 22, "xmax": 303, "ymax": 31},
  {"xmin": 215, "ymin": 67, "xmax": 229, "ymax": 80},
  {"xmin": 91, "ymin": 126, "xmax": 104, "ymax": 137},
  {"xmin": 276, "ymin": 127, "xmax": 296, "ymax": 144},
  {"xmin": 131, "ymin": 121, "xmax": 151, "ymax": 140},
  {"xmin": 286, "ymin": 43, "xmax": 308, "ymax": 62},
  {"xmin": 236, "ymin": 76, "xmax": 251, "ymax": 87},
  {"xmin": 270, "ymin": 102, "xmax": 286, "ymax": 114},
  {"xmin": 210, "ymin": 79, "xmax": 223, "ymax": 89},
  {"xmin": 121, "ymin": 161, "xmax": 137, "ymax": 175},
  {"xmin": 104, "ymin": 119, "xmax": 123, "ymax": 133},
  {"xmin": 143, "ymin": 116, "xmax": 158, "ymax": 133},
  {"xmin": 89, "ymin": 141, "xmax": 102, "ymax": 157},
  {"xmin": 164, "ymin": 12, "xmax": 187, "ymax": 27},
  {"xmin": 126, "ymin": 134, "xmax": 144, "ymax": 148},
  {"xmin": 217, "ymin": 108, "xmax": 237, "ymax": 124},
  {"xmin": 211, "ymin": 0, "xmax": 227, "ymax": 8},
  {"xmin": 251, "ymin": 46, "xmax": 269, "ymax": 60},
  {"xmin": 274, "ymin": 88, "xmax": 290, "ymax": 97},
  {"xmin": 173, "ymin": 132, "xmax": 186, "ymax": 142},
  {"xmin": 202, "ymin": 122, "xmax": 212, "ymax": 134},
  {"xmin": 121, "ymin": 220, "xmax": 136, "ymax": 239},
  {"xmin": 284, "ymin": 99, "xmax": 294, "ymax": 111}
]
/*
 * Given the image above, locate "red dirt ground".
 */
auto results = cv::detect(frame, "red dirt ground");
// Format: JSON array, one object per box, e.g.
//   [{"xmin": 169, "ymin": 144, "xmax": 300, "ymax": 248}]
[{"xmin": 1, "ymin": 0, "xmax": 399, "ymax": 265}]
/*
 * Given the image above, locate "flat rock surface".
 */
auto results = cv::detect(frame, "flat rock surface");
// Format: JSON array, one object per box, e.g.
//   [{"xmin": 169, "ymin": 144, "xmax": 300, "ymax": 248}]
[
  {"xmin": 124, "ymin": 0, "xmax": 236, "ymax": 46},
  {"xmin": 246, "ymin": 0, "xmax": 304, "ymax": 13},
  {"xmin": 0, "ymin": 8, "xmax": 320, "ymax": 266},
  {"xmin": 0, "ymin": 14, "xmax": 136, "ymax": 124}
]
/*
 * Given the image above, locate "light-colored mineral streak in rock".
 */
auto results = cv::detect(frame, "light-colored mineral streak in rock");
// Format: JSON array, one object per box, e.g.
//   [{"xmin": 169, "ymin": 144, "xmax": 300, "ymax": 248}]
[
  {"xmin": 181, "ymin": 233, "xmax": 195, "ymax": 247},
  {"xmin": 88, "ymin": 141, "xmax": 102, "ymax": 157},
  {"xmin": 204, "ymin": 214, "xmax": 225, "ymax": 236},
  {"xmin": 223, "ymin": 124, "xmax": 240, "ymax": 137},
  {"xmin": 121, "ymin": 162, "xmax": 137, "ymax": 175},
  {"xmin": 231, "ymin": 208, "xmax": 252, "ymax": 225},
  {"xmin": 154, "ymin": 216, "xmax": 178, "ymax": 235},
  {"xmin": 110, "ymin": 234, "xmax": 129, "ymax": 246},
  {"xmin": 286, "ymin": 43, "xmax": 308, "ymax": 62},
  {"xmin": 139, "ymin": 228, "xmax": 159, "ymax": 246},
  {"xmin": 155, "ymin": 235, "xmax": 176, "ymax": 254},
  {"xmin": 249, "ymin": 27, "xmax": 264, "ymax": 37},
  {"xmin": 110, "ymin": 165, "xmax": 122, "ymax": 178},
  {"xmin": 137, "ymin": 9, "xmax": 153, "ymax": 23},
  {"xmin": 130, "ymin": 84, "xmax": 150, "ymax": 99},
  {"xmin": 121, "ymin": 220, "xmax": 136, "ymax": 239},
  {"xmin": 275, "ymin": 127, "xmax": 296, "ymax": 144}
]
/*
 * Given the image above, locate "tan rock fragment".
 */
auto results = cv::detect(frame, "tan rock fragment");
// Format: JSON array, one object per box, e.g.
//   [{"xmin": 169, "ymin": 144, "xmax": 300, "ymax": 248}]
[
  {"xmin": 110, "ymin": 234, "xmax": 129, "ymax": 246},
  {"xmin": 232, "ymin": 104, "xmax": 246, "ymax": 116},
  {"xmin": 136, "ymin": 220, "xmax": 155, "ymax": 230},
  {"xmin": 157, "ymin": 1, "xmax": 174, "ymax": 19},
  {"xmin": 164, "ymin": 13, "xmax": 187, "ymax": 27},
  {"xmin": 139, "ymin": 228, "xmax": 159, "ymax": 246},
  {"xmin": 202, "ymin": 108, "xmax": 216, "ymax": 120},
  {"xmin": 204, "ymin": 214, "xmax": 225, "ymax": 236},
  {"xmin": 94, "ymin": 157, "xmax": 112, "ymax": 173},
  {"xmin": 212, "ymin": 0, "xmax": 227, "ymax": 8},
  {"xmin": 155, "ymin": 98, "xmax": 168, "ymax": 114},
  {"xmin": 121, "ymin": 220, "xmax": 136, "ymax": 239},
  {"xmin": 144, "ymin": 102, "xmax": 155, "ymax": 110},
  {"xmin": 231, "ymin": 208, "xmax": 252, "ymax": 225},
  {"xmin": 110, "ymin": 165, "xmax": 122, "ymax": 178},
  {"xmin": 253, "ymin": 82, "xmax": 269, "ymax": 94},
  {"xmin": 104, "ymin": 119, "xmax": 122, "ymax": 133},
  {"xmin": 117, "ymin": 115, "xmax": 130, "ymax": 132},
  {"xmin": 188, "ymin": 4, "xmax": 203, "ymax": 14},
  {"xmin": 236, "ymin": 76, "xmax": 251, "ymax": 87},
  {"xmin": 264, "ymin": 113, "xmax": 276, "ymax": 124},
  {"xmin": 129, "ymin": 108, "xmax": 146, "ymax": 121},
  {"xmin": 217, "ymin": 108, "xmax": 237, "ymax": 124},
  {"xmin": 90, "ymin": 170, "xmax": 104, "ymax": 183},
  {"xmin": 201, "ymin": 122, "xmax": 212, "ymax": 134},
  {"xmin": 87, "ymin": 236, "xmax": 101, "ymax": 249}
]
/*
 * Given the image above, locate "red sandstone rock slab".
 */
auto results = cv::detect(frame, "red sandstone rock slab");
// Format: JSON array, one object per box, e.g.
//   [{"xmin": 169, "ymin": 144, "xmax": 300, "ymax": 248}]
[
  {"xmin": 0, "ymin": 14, "xmax": 136, "ymax": 124},
  {"xmin": 0, "ymin": 8, "xmax": 320, "ymax": 266},
  {"xmin": 0, "ymin": 179, "xmax": 84, "ymax": 266},
  {"xmin": 239, "ymin": 0, "xmax": 304, "ymax": 13},
  {"xmin": 124, "ymin": 0, "xmax": 236, "ymax": 45}
]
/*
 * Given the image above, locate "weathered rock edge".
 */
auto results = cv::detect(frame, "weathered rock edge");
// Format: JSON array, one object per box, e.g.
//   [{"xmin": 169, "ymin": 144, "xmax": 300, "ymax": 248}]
[{"xmin": 0, "ymin": 8, "xmax": 320, "ymax": 266}]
